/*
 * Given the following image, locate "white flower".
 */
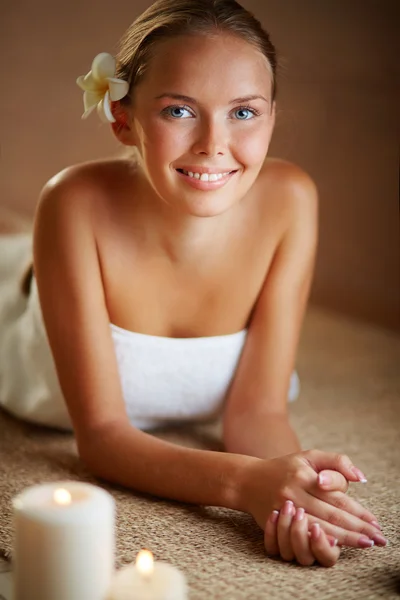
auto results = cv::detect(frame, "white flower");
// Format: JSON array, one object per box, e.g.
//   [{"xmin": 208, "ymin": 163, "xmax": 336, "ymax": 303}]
[{"xmin": 76, "ymin": 53, "xmax": 129, "ymax": 123}]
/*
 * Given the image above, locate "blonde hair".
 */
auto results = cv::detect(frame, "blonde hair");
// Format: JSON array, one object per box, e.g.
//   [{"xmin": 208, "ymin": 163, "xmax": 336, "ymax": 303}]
[{"xmin": 115, "ymin": 0, "xmax": 278, "ymax": 104}]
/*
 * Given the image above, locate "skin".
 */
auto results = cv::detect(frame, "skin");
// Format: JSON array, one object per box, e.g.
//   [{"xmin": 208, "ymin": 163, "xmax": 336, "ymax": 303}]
[
  {"xmin": 32, "ymin": 32, "xmax": 385, "ymax": 568},
  {"xmin": 265, "ymin": 502, "xmax": 341, "ymax": 567},
  {"xmin": 104, "ymin": 33, "xmax": 279, "ymax": 338}
]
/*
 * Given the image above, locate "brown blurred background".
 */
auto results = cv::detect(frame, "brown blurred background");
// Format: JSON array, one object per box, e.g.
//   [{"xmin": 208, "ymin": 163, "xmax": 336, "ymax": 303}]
[{"xmin": 0, "ymin": 0, "xmax": 399, "ymax": 331}]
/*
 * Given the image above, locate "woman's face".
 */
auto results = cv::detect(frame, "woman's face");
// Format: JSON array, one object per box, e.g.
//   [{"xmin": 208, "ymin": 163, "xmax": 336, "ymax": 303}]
[{"xmin": 128, "ymin": 33, "xmax": 275, "ymax": 217}]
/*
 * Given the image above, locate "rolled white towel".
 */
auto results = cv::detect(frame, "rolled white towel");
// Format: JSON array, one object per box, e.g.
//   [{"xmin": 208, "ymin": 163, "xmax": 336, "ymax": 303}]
[
  {"xmin": 0, "ymin": 233, "xmax": 32, "ymax": 282},
  {"xmin": 288, "ymin": 370, "xmax": 300, "ymax": 402}
]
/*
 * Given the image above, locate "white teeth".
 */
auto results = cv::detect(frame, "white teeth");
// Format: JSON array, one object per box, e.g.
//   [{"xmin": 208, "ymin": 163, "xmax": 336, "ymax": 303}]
[{"xmin": 181, "ymin": 169, "xmax": 231, "ymax": 181}]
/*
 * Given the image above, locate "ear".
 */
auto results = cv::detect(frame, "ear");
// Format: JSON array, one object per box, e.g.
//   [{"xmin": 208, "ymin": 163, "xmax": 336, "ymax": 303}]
[
  {"xmin": 110, "ymin": 101, "xmax": 137, "ymax": 146},
  {"xmin": 270, "ymin": 100, "xmax": 276, "ymax": 130}
]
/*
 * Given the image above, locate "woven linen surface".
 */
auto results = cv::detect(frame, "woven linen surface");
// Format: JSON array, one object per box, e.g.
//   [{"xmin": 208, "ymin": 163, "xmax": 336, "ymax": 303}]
[{"xmin": 0, "ymin": 307, "xmax": 399, "ymax": 599}]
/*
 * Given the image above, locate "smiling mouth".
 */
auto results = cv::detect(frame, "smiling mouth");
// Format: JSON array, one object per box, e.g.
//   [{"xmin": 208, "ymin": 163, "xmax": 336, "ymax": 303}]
[{"xmin": 176, "ymin": 169, "xmax": 237, "ymax": 182}]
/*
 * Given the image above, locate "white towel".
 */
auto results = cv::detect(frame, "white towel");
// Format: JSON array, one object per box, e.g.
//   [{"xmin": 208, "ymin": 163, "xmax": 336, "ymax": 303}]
[{"xmin": 0, "ymin": 234, "xmax": 299, "ymax": 431}]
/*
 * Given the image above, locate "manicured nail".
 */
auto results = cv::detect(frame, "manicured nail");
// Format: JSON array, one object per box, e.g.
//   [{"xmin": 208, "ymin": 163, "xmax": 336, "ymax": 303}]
[
  {"xmin": 283, "ymin": 500, "xmax": 294, "ymax": 516},
  {"xmin": 370, "ymin": 521, "xmax": 381, "ymax": 531},
  {"xmin": 294, "ymin": 507, "xmax": 305, "ymax": 521},
  {"xmin": 358, "ymin": 536, "xmax": 374, "ymax": 548},
  {"xmin": 311, "ymin": 523, "xmax": 321, "ymax": 541},
  {"xmin": 270, "ymin": 510, "xmax": 279, "ymax": 524},
  {"xmin": 351, "ymin": 467, "xmax": 367, "ymax": 483},
  {"xmin": 328, "ymin": 537, "xmax": 338, "ymax": 547},
  {"xmin": 318, "ymin": 473, "xmax": 331, "ymax": 486},
  {"xmin": 370, "ymin": 533, "xmax": 388, "ymax": 546}
]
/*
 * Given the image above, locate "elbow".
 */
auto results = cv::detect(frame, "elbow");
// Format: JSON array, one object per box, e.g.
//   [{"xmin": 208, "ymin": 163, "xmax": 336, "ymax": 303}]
[
  {"xmin": 76, "ymin": 434, "xmax": 104, "ymax": 478},
  {"xmin": 74, "ymin": 420, "xmax": 123, "ymax": 478},
  {"xmin": 75, "ymin": 417, "xmax": 137, "ymax": 484}
]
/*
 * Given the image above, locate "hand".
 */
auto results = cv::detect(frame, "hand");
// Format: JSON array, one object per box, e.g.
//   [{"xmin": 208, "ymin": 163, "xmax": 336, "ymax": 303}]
[
  {"xmin": 240, "ymin": 449, "xmax": 386, "ymax": 549},
  {"xmin": 264, "ymin": 501, "xmax": 342, "ymax": 567}
]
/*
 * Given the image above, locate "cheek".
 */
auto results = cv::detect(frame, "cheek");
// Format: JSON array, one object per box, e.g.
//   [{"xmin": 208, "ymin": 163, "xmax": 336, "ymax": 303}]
[
  {"xmin": 139, "ymin": 117, "xmax": 272, "ymax": 168},
  {"xmin": 234, "ymin": 129, "xmax": 271, "ymax": 165},
  {"xmin": 142, "ymin": 120, "xmax": 187, "ymax": 155}
]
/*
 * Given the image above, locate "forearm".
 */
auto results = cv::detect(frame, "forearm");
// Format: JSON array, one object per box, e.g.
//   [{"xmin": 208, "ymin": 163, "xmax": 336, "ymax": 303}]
[
  {"xmin": 223, "ymin": 411, "xmax": 302, "ymax": 459},
  {"xmin": 78, "ymin": 421, "xmax": 259, "ymax": 512}
]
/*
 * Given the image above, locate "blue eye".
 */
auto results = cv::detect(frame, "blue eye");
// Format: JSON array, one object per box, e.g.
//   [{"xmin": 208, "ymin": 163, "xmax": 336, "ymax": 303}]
[
  {"xmin": 161, "ymin": 104, "xmax": 260, "ymax": 120},
  {"xmin": 234, "ymin": 107, "xmax": 258, "ymax": 120},
  {"xmin": 163, "ymin": 105, "xmax": 193, "ymax": 119}
]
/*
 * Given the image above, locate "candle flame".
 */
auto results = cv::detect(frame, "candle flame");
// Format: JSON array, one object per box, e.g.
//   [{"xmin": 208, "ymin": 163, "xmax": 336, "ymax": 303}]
[
  {"xmin": 53, "ymin": 488, "xmax": 72, "ymax": 505},
  {"xmin": 136, "ymin": 550, "xmax": 154, "ymax": 576}
]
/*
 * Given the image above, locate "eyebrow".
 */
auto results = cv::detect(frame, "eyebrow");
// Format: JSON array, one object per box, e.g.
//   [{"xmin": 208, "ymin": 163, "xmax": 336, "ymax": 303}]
[{"xmin": 154, "ymin": 93, "xmax": 269, "ymax": 105}]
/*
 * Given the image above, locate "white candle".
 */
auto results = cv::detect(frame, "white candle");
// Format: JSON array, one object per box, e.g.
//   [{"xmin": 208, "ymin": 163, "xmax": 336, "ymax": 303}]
[
  {"xmin": 13, "ymin": 481, "xmax": 115, "ymax": 600},
  {"xmin": 107, "ymin": 550, "xmax": 188, "ymax": 600}
]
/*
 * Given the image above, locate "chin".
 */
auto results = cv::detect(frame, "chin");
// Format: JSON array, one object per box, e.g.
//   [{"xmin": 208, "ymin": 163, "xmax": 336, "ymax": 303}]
[{"xmin": 182, "ymin": 196, "xmax": 238, "ymax": 218}]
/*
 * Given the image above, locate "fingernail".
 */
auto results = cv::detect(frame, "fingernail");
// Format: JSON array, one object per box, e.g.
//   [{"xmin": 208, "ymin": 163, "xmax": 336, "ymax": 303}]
[
  {"xmin": 318, "ymin": 473, "xmax": 331, "ymax": 486},
  {"xmin": 358, "ymin": 536, "xmax": 374, "ymax": 548},
  {"xmin": 270, "ymin": 510, "xmax": 279, "ymax": 524},
  {"xmin": 328, "ymin": 537, "xmax": 338, "ymax": 547},
  {"xmin": 294, "ymin": 507, "xmax": 305, "ymax": 521},
  {"xmin": 370, "ymin": 521, "xmax": 381, "ymax": 531},
  {"xmin": 370, "ymin": 533, "xmax": 388, "ymax": 546},
  {"xmin": 351, "ymin": 467, "xmax": 367, "ymax": 483},
  {"xmin": 283, "ymin": 500, "xmax": 294, "ymax": 516},
  {"xmin": 311, "ymin": 523, "xmax": 321, "ymax": 541}
]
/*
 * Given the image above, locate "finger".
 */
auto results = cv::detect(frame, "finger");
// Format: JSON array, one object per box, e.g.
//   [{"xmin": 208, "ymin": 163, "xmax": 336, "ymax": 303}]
[
  {"xmin": 309, "ymin": 523, "xmax": 341, "ymax": 568},
  {"xmin": 308, "ymin": 515, "xmax": 381, "ymax": 549},
  {"xmin": 307, "ymin": 531, "xmax": 341, "ymax": 546},
  {"xmin": 315, "ymin": 470, "xmax": 381, "ymax": 528},
  {"xmin": 311, "ymin": 486, "xmax": 381, "ymax": 531},
  {"xmin": 294, "ymin": 492, "xmax": 387, "ymax": 548},
  {"xmin": 317, "ymin": 470, "xmax": 349, "ymax": 493},
  {"xmin": 306, "ymin": 531, "xmax": 341, "ymax": 549},
  {"xmin": 290, "ymin": 509, "xmax": 315, "ymax": 566},
  {"xmin": 303, "ymin": 449, "xmax": 368, "ymax": 484},
  {"xmin": 277, "ymin": 500, "xmax": 295, "ymax": 561},
  {"xmin": 264, "ymin": 510, "xmax": 280, "ymax": 556},
  {"xmin": 300, "ymin": 492, "xmax": 387, "ymax": 546}
]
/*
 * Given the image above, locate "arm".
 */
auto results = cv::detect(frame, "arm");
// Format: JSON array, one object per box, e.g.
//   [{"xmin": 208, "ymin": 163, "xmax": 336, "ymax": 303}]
[
  {"xmin": 33, "ymin": 170, "xmax": 257, "ymax": 511},
  {"xmin": 228, "ymin": 412, "xmax": 302, "ymax": 459},
  {"xmin": 223, "ymin": 166, "xmax": 319, "ymax": 459},
  {"xmin": 32, "ymin": 175, "xmax": 382, "ymax": 549}
]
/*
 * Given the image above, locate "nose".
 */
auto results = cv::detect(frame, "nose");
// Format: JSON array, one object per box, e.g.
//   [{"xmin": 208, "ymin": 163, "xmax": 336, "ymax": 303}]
[{"xmin": 191, "ymin": 117, "xmax": 226, "ymax": 157}]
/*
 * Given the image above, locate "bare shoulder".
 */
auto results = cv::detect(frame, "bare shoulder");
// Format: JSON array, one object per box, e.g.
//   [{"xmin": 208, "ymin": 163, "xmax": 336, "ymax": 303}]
[
  {"xmin": 38, "ymin": 158, "xmax": 132, "ymax": 209},
  {"xmin": 255, "ymin": 158, "xmax": 319, "ymax": 243},
  {"xmin": 34, "ymin": 159, "xmax": 135, "ymax": 253},
  {"xmin": 260, "ymin": 157, "xmax": 318, "ymax": 209},
  {"xmin": 33, "ymin": 159, "xmax": 127, "ymax": 277}
]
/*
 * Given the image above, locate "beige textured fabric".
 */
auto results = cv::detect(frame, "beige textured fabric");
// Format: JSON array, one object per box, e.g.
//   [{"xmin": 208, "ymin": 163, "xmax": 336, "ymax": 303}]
[{"xmin": 0, "ymin": 307, "xmax": 399, "ymax": 599}]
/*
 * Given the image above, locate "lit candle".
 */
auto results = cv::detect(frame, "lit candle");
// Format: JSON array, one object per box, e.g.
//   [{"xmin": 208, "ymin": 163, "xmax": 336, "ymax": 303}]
[
  {"xmin": 107, "ymin": 550, "xmax": 188, "ymax": 600},
  {"xmin": 13, "ymin": 481, "xmax": 115, "ymax": 600}
]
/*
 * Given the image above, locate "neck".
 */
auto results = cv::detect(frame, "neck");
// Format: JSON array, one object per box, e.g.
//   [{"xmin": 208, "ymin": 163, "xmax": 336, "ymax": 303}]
[{"xmin": 132, "ymin": 170, "xmax": 245, "ymax": 265}]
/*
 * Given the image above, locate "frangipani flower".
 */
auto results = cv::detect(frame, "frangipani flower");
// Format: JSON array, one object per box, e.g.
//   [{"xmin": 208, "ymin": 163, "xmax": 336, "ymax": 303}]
[{"xmin": 76, "ymin": 53, "xmax": 129, "ymax": 123}]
